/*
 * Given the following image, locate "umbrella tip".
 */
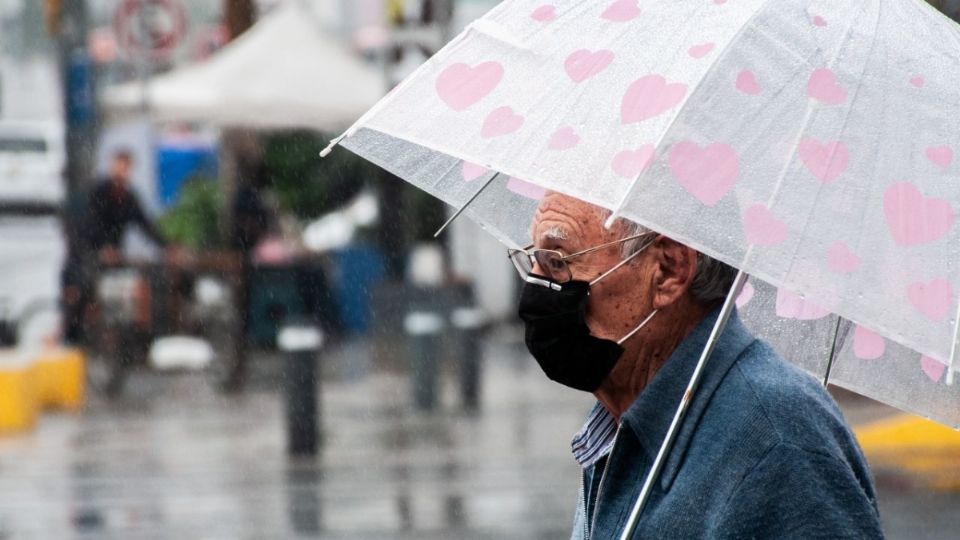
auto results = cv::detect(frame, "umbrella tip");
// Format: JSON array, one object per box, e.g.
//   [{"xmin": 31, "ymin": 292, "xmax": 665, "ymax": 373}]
[{"xmin": 320, "ymin": 132, "xmax": 350, "ymax": 158}]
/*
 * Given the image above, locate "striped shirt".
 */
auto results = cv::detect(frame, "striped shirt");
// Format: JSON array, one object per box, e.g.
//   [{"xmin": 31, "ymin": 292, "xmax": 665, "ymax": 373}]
[{"xmin": 571, "ymin": 402, "xmax": 618, "ymax": 469}]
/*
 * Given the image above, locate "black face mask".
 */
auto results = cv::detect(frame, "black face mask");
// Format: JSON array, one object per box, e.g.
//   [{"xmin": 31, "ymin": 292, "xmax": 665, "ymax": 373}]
[{"xmin": 518, "ymin": 276, "xmax": 627, "ymax": 392}]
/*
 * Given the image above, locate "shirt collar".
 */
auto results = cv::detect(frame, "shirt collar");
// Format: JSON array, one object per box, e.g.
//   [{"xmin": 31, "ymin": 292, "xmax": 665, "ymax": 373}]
[
  {"xmin": 620, "ymin": 307, "xmax": 755, "ymax": 491},
  {"xmin": 571, "ymin": 401, "xmax": 618, "ymax": 469}
]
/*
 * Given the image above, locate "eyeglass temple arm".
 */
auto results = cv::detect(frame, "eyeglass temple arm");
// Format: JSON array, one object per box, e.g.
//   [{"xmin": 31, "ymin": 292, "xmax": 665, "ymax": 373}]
[
  {"xmin": 588, "ymin": 240, "xmax": 652, "ymax": 286},
  {"xmin": 565, "ymin": 231, "xmax": 656, "ymax": 261}
]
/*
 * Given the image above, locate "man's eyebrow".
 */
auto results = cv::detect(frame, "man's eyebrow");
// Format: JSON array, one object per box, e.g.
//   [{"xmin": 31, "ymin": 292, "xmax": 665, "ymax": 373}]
[{"xmin": 541, "ymin": 226, "xmax": 568, "ymax": 240}]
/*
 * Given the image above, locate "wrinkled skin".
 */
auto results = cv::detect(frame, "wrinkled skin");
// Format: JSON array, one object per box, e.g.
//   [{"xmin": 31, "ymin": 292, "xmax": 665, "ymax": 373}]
[{"xmin": 530, "ymin": 192, "xmax": 711, "ymax": 419}]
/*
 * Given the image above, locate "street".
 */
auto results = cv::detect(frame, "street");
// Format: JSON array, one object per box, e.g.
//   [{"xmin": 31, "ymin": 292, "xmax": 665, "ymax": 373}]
[
  {"xmin": 1, "ymin": 0, "xmax": 959, "ymax": 538},
  {"xmin": 0, "ymin": 329, "xmax": 956, "ymax": 539}
]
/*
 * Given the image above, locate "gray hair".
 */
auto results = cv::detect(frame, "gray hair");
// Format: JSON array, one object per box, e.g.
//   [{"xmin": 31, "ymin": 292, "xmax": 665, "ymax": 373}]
[{"xmin": 621, "ymin": 222, "xmax": 737, "ymax": 307}]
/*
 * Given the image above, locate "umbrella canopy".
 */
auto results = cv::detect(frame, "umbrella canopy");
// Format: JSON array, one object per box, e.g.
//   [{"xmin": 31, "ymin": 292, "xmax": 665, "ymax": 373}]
[
  {"xmin": 102, "ymin": 2, "xmax": 385, "ymax": 130},
  {"xmin": 335, "ymin": 0, "xmax": 960, "ymax": 427}
]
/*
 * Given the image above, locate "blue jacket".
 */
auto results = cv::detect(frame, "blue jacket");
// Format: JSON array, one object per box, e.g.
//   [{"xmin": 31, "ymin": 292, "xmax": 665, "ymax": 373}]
[{"xmin": 572, "ymin": 309, "xmax": 883, "ymax": 539}]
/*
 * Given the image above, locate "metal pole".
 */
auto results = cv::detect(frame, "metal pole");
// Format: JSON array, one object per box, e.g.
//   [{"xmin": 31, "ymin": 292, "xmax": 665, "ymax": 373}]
[
  {"xmin": 58, "ymin": 0, "xmax": 95, "ymax": 201},
  {"xmin": 405, "ymin": 310, "xmax": 444, "ymax": 410},
  {"xmin": 618, "ymin": 270, "xmax": 748, "ymax": 540},
  {"xmin": 279, "ymin": 322, "xmax": 324, "ymax": 456},
  {"xmin": 452, "ymin": 307, "xmax": 486, "ymax": 411}
]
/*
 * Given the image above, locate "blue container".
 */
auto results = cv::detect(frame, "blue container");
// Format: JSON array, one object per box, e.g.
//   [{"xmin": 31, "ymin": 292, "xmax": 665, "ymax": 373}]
[
  {"xmin": 330, "ymin": 246, "xmax": 384, "ymax": 335},
  {"xmin": 156, "ymin": 143, "xmax": 218, "ymax": 208}
]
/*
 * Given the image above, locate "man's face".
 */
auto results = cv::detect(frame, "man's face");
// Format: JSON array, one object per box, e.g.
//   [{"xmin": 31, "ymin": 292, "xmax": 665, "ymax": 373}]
[
  {"xmin": 110, "ymin": 156, "xmax": 132, "ymax": 185},
  {"xmin": 530, "ymin": 192, "xmax": 658, "ymax": 345}
]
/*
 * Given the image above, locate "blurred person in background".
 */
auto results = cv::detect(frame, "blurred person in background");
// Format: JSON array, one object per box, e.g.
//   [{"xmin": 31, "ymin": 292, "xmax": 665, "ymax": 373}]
[
  {"xmin": 230, "ymin": 160, "xmax": 272, "ymax": 259},
  {"xmin": 226, "ymin": 159, "xmax": 274, "ymax": 388},
  {"xmin": 61, "ymin": 149, "xmax": 173, "ymax": 345}
]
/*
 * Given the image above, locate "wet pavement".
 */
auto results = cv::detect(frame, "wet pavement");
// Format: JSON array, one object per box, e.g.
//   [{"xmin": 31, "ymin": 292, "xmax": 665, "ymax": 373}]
[{"xmin": 0, "ymin": 328, "xmax": 955, "ymax": 539}]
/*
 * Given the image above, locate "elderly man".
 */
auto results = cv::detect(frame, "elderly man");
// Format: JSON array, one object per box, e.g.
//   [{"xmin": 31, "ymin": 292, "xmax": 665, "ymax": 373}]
[{"xmin": 511, "ymin": 193, "xmax": 883, "ymax": 539}]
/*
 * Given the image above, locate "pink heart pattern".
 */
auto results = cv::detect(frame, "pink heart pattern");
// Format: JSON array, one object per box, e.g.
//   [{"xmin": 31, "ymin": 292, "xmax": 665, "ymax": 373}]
[
  {"xmin": 735, "ymin": 70, "xmax": 762, "ymax": 96},
  {"xmin": 853, "ymin": 325, "xmax": 885, "ymax": 360},
  {"xmin": 601, "ymin": 0, "xmax": 640, "ymax": 22},
  {"xmin": 776, "ymin": 288, "xmax": 831, "ymax": 320},
  {"xmin": 436, "ymin": 62, "xmax": 504, "ymax": 111},
  {"xmin": 921, "ymin": 356, "xmax": 946, "ymax": 383},
  {"xmin": 827, "ymin": 240, "xmax": 861, "ymax": 273},
  {"xmin": 798, "ymin": 139, "xmax": 849, "ymax": 183},
  {"xmin": 531, "ymin": 4, "xmax": 556, "ymax": 22},
  {"xmin": 481, "ymin": 106, "xmax": 524, "ymax": 139},
  {"xmin": 743, "ymin": 204, "xmax": 788, "ymax": 246},
  {"xmin": 507, "ymin": 177, "xmax": 546, "ymax": 200},
  {"xmin": 926, "ymin": 145, "xmax": 954, "ymax": 169},
  {"xmin": 807, "ymin": 68, "xmax": 847, "ymax": 105},
  {"xmin": 621, "ymin": 75, "xmax": 688, "ymax": 124},
  {"xmin": 461, "ymin": 161, "xmax": 488, "ymax": 182},
  {"xmin": 907, "ymin": 278, "xmax": 954, "ymax": 321},
  {"xmin": 390, "ymin": 5, "xmax": 960, "ymax": 408},
  {"xmin": 611, "ymin": 145, "xmax": 655, "ymax": 179},
  {"xmin": 688, "ymin": 42, "xmax": 715, "ymax": 59},
  {"xmin": 883, "ymin": 182, "xmax": 955, "ymax": 246},
  {"xmin": 564, "ymin": 49, "xmax": 615, "ymax": 83},
  {"xmin": 668, "ymin": 142, "xmax": 739, "ymax": 206},
  {"xmin": 548, "ymin": 127, "xmax": 580, "ymax": 151}
]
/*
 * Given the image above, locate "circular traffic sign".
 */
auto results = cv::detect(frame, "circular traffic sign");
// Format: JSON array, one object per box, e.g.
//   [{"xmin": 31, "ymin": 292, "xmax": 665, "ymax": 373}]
[{"xmin": 113, "ymin": 0, "xmax": 187, "ymax": 60}]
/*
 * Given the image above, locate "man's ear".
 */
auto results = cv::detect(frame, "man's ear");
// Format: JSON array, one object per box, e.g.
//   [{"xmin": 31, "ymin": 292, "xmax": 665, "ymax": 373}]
[{"xmin": 651, "ymin": 237, "xmax": 699, "ymax": 310}]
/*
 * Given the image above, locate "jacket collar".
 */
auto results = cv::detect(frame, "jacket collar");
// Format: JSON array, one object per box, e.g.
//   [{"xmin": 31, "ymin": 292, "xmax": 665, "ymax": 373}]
[{"xmin": 619, "ymin": 307, "xmax": 755, "ymax": 491}]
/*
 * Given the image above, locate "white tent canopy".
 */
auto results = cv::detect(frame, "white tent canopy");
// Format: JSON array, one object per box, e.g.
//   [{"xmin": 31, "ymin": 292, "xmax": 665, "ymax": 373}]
[{"xmin": 102, "ymin": 1, "xmax": 385, "ymax": 131}]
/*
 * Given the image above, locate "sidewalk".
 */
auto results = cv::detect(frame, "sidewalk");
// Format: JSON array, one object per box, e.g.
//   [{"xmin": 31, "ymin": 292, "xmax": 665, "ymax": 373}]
[
  {"xmin": 0, "ymin": 329, "xmax": 593, "ymax": 539},
  {"xmin": 0, "ymin": 328, "xmax": 955, "ymax": 539}
]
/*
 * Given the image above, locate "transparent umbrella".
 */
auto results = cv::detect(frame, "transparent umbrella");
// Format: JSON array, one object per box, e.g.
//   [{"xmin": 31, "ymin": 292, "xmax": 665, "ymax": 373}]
[{"xmin": 323, "ymin": 0, "xmax": 960, "ymax": 535}]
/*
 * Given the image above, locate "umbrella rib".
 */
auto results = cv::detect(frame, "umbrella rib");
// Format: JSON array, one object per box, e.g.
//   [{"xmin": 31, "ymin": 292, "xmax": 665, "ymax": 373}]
[
  {"xmin": 822, "ymin": 316, "xmax": 845, "ymax": 387},
  {"xmin": 433, "ymin": 172, "xmax": 500, "ymax": 238},
  {"xmin": 778, "ymin": 1, "xmax": 883, "ymax": 298},
  {"xmin": 946, "ymin": 298, "xmax": 960, "ymax": 385}
]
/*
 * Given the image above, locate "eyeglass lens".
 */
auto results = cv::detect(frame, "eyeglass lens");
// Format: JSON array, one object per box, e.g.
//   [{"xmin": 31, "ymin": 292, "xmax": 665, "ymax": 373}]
[{"xmin": 533, "ymin": 250, "xmax": 572, "ymax": 282}]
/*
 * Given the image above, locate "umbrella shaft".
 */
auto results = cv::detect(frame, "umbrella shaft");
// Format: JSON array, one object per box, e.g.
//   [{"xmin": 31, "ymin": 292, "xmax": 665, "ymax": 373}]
[{"xmin": 618, "ymin": 270, "xmax": 748, "ymax": 540}]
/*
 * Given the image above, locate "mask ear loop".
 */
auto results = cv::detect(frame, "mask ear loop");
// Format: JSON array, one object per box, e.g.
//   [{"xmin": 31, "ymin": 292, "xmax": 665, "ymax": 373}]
[
  {"xmin": 617, "ymin": 309, "xmax": 659, "ymax": 345},
  {"xmin": 588, "ymin": 238, "xmax": 655, "ymax": 287}
]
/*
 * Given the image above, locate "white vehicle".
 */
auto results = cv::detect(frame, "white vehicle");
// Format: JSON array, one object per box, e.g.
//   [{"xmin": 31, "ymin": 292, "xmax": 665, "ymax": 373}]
[
  {"xmin": 0, "ymin": 122, "xmax": 66, "ymax": 348},
  {"xmin": 0, "ymin": 121, "xmax": 65, "ymax": 206}
]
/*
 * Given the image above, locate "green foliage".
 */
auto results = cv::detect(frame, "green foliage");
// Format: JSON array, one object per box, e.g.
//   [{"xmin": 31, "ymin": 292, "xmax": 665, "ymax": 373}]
[
  {"xmin": 158, "ymin": 178, "xmax": 223, "ymax": 250},
  {"xmin": 262, "ymin": 131, "xmax": 371, "ymax": 220}
]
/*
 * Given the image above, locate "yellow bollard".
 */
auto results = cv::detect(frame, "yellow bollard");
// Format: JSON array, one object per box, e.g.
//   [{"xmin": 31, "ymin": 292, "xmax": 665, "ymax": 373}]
[
  {"xmin": 34, "ymin": 347, "xmax": 86, "ymax": 411},
  {"xmin": 0, "ymin": 353, "xmax": 38, "ymax": 433},
  {"xmin": 856, "ymin": 414, "xmax": 960, "ymax": 492}
]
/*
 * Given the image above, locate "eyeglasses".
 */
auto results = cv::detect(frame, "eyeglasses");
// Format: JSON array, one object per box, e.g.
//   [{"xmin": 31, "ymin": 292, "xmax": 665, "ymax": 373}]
[{"xmin": 507, "ymin": 232, "xmax": 657, "ymax": 287}]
